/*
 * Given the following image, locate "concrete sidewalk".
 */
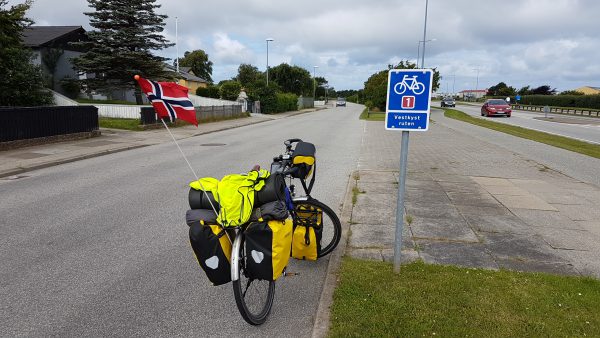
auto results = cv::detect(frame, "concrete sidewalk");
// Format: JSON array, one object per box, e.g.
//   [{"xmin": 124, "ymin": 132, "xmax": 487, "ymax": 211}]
[
  {"xmin": 0, "ymin": 109, "xmax": 319, "ymax": 179},
  {"xmin": 347, "ymin": 110, "xmax": 600, "ymax": 278}
]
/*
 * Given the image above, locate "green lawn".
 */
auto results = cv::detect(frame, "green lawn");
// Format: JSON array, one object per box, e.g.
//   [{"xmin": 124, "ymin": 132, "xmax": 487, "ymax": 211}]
[
  {"xmin": 329, "ymin": 258, "xmax": 600, "ymax": 337},
  {"xmin": 444, "ymin": 108, "xmax": 600, "ymax": 159},
  {"xmin": 359, "ymin": 108, "xmax": 385, "ymax": 121},
  {"xmin": 99, "ymin": 117, "xmax": 144, "ymax": 131}
]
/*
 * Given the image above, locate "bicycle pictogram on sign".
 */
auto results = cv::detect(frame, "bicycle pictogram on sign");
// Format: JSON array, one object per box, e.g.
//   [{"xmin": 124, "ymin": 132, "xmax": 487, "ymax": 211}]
[{"xmin": 393, "ymin": 75, "xmax": 426, "ymax": 95}]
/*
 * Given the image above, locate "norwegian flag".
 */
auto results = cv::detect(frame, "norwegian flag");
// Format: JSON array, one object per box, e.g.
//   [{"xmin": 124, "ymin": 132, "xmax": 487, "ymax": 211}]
[{"xmin": 135, "ymin": 75, "xmax": 198, "ymax": 126}]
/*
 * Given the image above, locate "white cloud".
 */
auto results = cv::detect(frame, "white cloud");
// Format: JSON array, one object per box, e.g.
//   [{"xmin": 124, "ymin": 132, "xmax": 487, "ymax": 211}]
[{"xmin": 7, "ymin": 0, "xmax": 600, "ymax": 90}]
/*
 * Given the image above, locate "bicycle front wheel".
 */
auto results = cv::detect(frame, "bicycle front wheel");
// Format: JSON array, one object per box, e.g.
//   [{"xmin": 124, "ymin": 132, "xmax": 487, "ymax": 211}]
[
  {"xmin": 294, "ymin": 198, "xmax": 342, "ymax": 258},
  {"xmin": 232, "ymin": 232, "xmax": 275, "ymax": 325}
]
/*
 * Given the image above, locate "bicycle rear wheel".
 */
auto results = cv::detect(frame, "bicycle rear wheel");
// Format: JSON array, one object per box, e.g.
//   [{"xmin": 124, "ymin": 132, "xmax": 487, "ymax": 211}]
[
  {"xmin": 294, "ymin": 198, "xmax": 342, "ymax": 258},
  {"xmin": 232, "ymin": 232, "xmax": 275, "ymax": 325}
]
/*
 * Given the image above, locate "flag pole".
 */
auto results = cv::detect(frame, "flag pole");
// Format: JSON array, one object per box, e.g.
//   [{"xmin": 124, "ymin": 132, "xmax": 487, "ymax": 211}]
[
  {"xmin": 159, "ymin": 118, "xmax": 221, "ymax": 218},
  {"xmin": 160, "ymin": 118, "xmax": 198, "ymax": 181},
  {"xmin": 135, "ymin": 75, "xmax": 219, "ymax": 218}
]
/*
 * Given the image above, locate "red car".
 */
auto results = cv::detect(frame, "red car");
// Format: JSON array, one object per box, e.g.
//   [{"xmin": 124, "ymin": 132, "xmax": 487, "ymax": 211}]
[{"xmin": 481, "ymin": 99, "xmax": 512, "ymax": 117}]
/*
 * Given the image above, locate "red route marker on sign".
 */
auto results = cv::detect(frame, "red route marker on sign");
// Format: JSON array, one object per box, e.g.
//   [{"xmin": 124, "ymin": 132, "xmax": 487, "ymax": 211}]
[{"xmin": 401, "ymin": 96, "xmax": 415, "ymax": 109}]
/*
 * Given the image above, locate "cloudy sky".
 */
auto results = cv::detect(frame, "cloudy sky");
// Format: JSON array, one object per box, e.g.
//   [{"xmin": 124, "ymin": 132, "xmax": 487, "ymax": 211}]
[{"xmin": 10, "ymin": 0, "xmax": 600, "ymax": 93}]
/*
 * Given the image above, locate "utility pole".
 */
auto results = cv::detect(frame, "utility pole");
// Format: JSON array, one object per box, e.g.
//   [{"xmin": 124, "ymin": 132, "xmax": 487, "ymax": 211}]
[
  {"xmin": 420, "ymin": 0, "xmax": 429, "ymax": 68},
  {"xmin": 175, "ymin": 17, "xmax": 179, "ymax": 73}
]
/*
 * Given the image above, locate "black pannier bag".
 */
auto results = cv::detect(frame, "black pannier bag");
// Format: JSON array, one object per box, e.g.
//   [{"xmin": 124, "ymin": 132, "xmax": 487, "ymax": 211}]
[
  {"xmin": 244, "ymin": 219, "xmax": 293, "ymax": 281},
  {"xmin": 291, "ymin": 142, "xmax": 316, "ymax": 180},
  {"xmin": 254, "ymin": 173, "xmax": 286, "ymax": 207},
  {"xmin": 186, "ymin": 209, "xmax": 218, "ymax": 226},
  {"xmin": 188, "ymin": 188, "xmax": 220, "ymax": 211},
  {"xmin": 188, "ymin": 221, "xmax": 232, "ymax": 286}
]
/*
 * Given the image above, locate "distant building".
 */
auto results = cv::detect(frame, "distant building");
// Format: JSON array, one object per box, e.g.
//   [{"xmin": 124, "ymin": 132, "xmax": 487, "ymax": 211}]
[
  {"xmin": 167, "ymin": 65, "xmax": 209, "ymax": 94},
  {"xmin": 574, "ymin": 86, "xmax": 600, "ymax": 95},
  {"xmin": 21, "ymin": 26, "xmax": 87, "ymax": 96},
  {"xmin": 459, "ymin": 89, "xmax": 487, "ymax": 100}
]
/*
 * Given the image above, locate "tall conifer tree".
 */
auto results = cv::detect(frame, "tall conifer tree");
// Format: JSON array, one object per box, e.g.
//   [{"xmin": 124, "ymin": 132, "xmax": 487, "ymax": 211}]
[{"xmin": 72, "ymin": 0, "xmax": 174, "ymax": 104}]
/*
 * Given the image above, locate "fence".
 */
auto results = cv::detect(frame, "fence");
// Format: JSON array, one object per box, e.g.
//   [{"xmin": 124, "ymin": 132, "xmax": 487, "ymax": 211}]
[
  {"xmin": 196, "ymin": 105, "xmax": 244, "ymax": 122},
  {"xmin": 96, "ymin": 104, "xmax": 149, "ymax": 119},
  {"xmin": 298, "ymin": 97, "xmax": 314, "ymax": 109},
  {"xmin": 512, "ymin": 104, "xmax": 600, "ymax": 117},
  {"xmin": 188, "ymin": 94, "xmax": 241, "ymax": 107},
  {"xmin": 0, "ymin": 106, "xmax": 99, "ymax": 142}
]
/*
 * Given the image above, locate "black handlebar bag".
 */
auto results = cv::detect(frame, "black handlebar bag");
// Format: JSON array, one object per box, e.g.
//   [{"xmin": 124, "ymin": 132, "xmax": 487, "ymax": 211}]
[{"xmin": 291, "ymin": 142, "xmax": 316, "ymax": 195}]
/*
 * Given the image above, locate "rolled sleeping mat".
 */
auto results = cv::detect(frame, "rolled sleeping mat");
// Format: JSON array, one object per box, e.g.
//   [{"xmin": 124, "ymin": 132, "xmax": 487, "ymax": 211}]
[
  {"xmin": 255, "ymin": 173, "xmax": 286, "ymax": 207},
  {"xmin": 188, "ymin": 188, "xmax": 220, "ymax": 211},
  {"xmin": 186, "ymin": 209, "xmax": 219, "ymax": 226}
]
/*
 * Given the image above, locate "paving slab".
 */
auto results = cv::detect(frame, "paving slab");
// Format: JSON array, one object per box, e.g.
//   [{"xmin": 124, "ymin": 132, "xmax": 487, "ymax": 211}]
[
  {"xmin": 406, "ymin": 179, "xmax": 444, "ymax": 192},
  {"xmin": 495, "ymin": 258, "xmax": 580, "ymax": 276},
  {"xmin": 436, "ymin": 181, "xmax": 484, "ymax": 193},
  {"xmin": 472, "ymin": 176, "xmax": 516, "ymax": 187},
  {"xmin": 463, "ymin": 213, "xmax": 534, "ymax": 234},
  {"xmin": 575, "ymin": 221, "xmax": 600, "ymax": 236},
  {"xmin": 410, "ymin": 217, "xmax": 479, "ymax": 243},
  {"xmin": 510, "ymin": 208, "xmax": 584, "ymax": 230},
  {"xmin": 357, "ymin": 170, "xmax": 397, "ymax": 183},
  {"xmin": 480, "ymin": 185, "xmax": 530, "ymax": 196},
  {"xmin": 480, "ymin": 232, "xmax": 563, "ymax": 263},
  {"xmin": 551, "ymin": 203, "xmax": 600, "ymax": 221},
  {"xmin": 348, "ymin": 223, "xmax": 413, "ymax": 249},
  {"xmin": 406, "ymin": 187, "xmax": 452, "ymax": 205},
  {"xmin": 535, "ymin": 227, "xmax": 598, "ymax": 251},
  {"xmin": 454, "ymin": 204, "xmax": 513, "ymax": 216},
  {"xmin": 429, "ymin": 173, "xmax": 475, "ymax": 183},
  {"xmin": 508, "ymin": 179, "xmax": 558, "ymax": 193},
  {"xmin": 357, "ymin": 182, "xmax": 398, "ymax": 195},
  {"xmin": 351, "ymin": 193, "xmax": 396, "ymax": 225},
  {"xmin": 416, "ymin": 240, "xmax": 499, "ymax": 270},
  {"xmin": 537, "ymin": 191, "xmax": 594, "ymax": 205},
  {"xmin": 446, "ymin": 191, "xmax": 500, "ymax": 207},
  {"xmin": 494, "ymin": 194, "xmax": 558, "ymax": 211},
  {"xmin": 405, "ymin": 202, "xmax": 462, "ymax": 220}
]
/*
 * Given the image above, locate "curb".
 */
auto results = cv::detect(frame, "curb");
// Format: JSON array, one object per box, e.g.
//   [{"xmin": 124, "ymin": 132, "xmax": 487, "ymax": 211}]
[
  {"xmin": 311, "ymin": 171, "xmax": 355, "ymax": 338},
  {"xmin": 0, "ymin": 144, "xmax": 148, "ymax": 179}
]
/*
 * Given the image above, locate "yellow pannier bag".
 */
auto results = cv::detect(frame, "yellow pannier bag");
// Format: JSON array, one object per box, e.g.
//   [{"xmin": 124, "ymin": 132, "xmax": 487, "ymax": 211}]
[
  {"xmin": 244, "ymin": 219, "xmax": 293, "ymax": 281},
  {"xmin": 291, "ymin": 204, "xmax": 323, "ymax": 261}
]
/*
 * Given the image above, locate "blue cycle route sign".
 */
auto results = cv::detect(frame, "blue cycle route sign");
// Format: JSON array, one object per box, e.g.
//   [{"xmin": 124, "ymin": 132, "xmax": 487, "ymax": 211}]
[{"xmin": 385, "ymin": 69, "xmax": 433, "ymax": 131}]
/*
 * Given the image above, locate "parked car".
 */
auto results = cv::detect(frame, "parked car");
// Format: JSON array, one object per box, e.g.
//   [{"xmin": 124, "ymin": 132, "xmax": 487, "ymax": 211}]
[
  {"xmin": 441, "ymin": 97, "xmax": 455, "ymax": 107},
  {"xmin": 481, "ymin": 99, "xmax": 512, "ymax": 117},
  {"xmin": 336, "ymin": 97, "xmax": 346, "ymax": 107}
]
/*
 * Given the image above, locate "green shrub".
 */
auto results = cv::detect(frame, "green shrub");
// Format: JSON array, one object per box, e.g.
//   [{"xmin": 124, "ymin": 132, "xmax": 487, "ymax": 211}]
[
  {"xmin": 59, "ymin": 77, "xmax": 81, "ymax": 99},
  {"xmin": 274, "ymin": 92, "xmax": 298, "ymax": 113},
  {"xmin": 196, "ymin": 85, "xmax": 219, "ymax": 98}
]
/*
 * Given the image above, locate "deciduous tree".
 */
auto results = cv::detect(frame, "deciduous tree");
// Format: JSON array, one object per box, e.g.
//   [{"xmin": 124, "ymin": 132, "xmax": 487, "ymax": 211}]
[
  {"xmin": 176, "ymin": 49, "xmax": 213, "ymax": 83},
  {"xmin": 0, "ymin": 0, "xmax": 53, "ymax": 106}
]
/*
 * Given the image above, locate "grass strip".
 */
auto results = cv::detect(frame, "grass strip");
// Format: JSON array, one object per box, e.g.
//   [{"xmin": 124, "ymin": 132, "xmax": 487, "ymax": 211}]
[
  {"xmin": 99, "ymin": 117, "xmax": 144, "ymax": 131},
  {"xmin": 359, "ymin": 108, "xmax": 385, "ymax": 121},
  {"xmin": 443, "ymin": 108, "xmax": 600, "ymax": 159},
  {"xmin": 329, "ymin": 258, "xmax": 600, "ymax": 337}
]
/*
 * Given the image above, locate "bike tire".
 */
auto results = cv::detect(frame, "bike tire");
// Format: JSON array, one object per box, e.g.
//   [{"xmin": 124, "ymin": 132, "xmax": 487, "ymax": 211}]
[
  {"xmin": 294, "ymin": 198, "xmax": 342, "ymax": 258},
  {"xmin": 232, "ymin": 232, "xmax": 276, "ymax": 325}
]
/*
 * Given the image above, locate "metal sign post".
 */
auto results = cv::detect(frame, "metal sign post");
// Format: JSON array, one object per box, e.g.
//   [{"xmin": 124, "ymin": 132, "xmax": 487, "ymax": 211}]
[
  {"xmin": 385, "ymin": 69, "xmax": 433, "ymax": 273},
  {"xmin": 543, "ymin": 105, "xmax": 550, "ymax": 119}
]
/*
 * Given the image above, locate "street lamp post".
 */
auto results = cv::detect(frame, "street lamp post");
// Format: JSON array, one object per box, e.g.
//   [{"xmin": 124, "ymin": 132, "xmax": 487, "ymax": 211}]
[
  {"xmin": 421, "ymin": 0, "xmax": 429, "ymax": 68},
  {"xmin": 313, "ymin": 65, "xmax": 319, "ymax": 98},
  {"xmin": 266, "ymin": 38, "xmax": 274, "ymax": 86},
  {"xmin": 473, "ymin": 67, "xmax": 480, "ymax": 101},
  {"xmin": 417, "ymin": 38, "xmax": 436, "ymax": 68}
]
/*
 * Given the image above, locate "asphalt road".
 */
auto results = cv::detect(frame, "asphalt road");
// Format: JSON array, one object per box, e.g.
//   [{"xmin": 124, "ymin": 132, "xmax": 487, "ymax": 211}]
[
  {"xmin": 452, "ymin": 103, "xmax": 600, "ymax": 144},
  {"xmin": 0, "ymin": 104, "xmax": 363, "ymax": 337}
]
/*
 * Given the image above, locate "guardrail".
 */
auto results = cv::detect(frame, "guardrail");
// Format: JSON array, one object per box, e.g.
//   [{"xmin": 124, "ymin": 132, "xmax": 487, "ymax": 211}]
[{"xmin": 512, "ymin": 104, "xmax": 600, "ymax": 117}]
